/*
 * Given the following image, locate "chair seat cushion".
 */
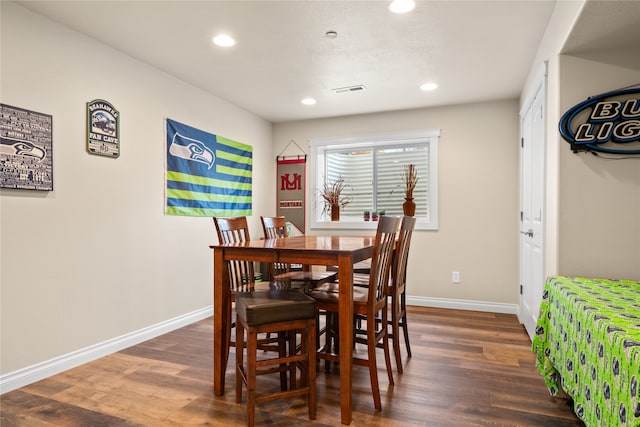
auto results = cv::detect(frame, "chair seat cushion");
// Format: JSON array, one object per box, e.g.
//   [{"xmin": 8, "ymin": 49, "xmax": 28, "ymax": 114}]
[
  {"xmin": 308, "ymin": 284, "xmax": 369, "ymax": 304},
  {"xmin": 267, "ymin": 281, "xmax": 304, "ymax": 291},
  {"xmin": 236, "ymin": 289, "xmax": 317, "ymax": 326},
  {"xmin": 352, "ymin": 273, "xmax": 370, "ymax": 286},
  {"xmin": 234, "ymin": 281, "xmax": 273, "ymax": 293},
  {"xmin": 352, "ymin": 273, "xmax": 394, "ymax": 289},
  {"xmin": 275, "ymin": 270, "xmax": 337, "ymax": 283},
  {"xmin": 326, "ymin": 260, "xmax": 371, "ymax": 274}
]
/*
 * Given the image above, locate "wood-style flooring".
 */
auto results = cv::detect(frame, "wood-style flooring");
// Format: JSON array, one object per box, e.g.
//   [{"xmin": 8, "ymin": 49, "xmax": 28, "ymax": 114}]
[{"xmin": 0, "ymin": 306, "xmax": 584, "ymax": 426}]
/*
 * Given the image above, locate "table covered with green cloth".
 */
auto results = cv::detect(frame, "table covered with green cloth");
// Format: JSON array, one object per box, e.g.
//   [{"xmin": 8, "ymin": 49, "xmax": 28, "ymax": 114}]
[{"xmin": 532, "ymin": 276, "xmax": 640, "ymax": 427}]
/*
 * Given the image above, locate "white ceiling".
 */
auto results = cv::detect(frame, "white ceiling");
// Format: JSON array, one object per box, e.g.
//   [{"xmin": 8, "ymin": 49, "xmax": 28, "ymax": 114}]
[
  {"xmin": 560, "ymin": 1, "xmax": 640, "ymax": 72},
  {"xmin": 16, "ymin": 1, "xmax": 638, "ymax": 123}
]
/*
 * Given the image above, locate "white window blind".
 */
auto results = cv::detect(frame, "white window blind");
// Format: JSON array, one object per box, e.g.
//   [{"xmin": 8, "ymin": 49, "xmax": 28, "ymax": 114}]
[{"xmin": 310, "ymin": 130, "xmax": 439, "ymax": 230}]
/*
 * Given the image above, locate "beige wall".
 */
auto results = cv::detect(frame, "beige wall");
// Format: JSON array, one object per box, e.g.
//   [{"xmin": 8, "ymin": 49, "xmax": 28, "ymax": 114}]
[
  {"xmin": 521, "ymin": 0, "xmax": 640, "ymax": 281},
  {"xmin": 0, "ymin": 3, "xmax": 272, "ymax": 375},
  {"xmin": 520, "ymin": 0, "xmax": 586, "ymax": 279},
  {"xmin": 557, "ymin": 55, "xmax": 640, "ymax": 279},
  {"xmin": 4, "ymin": 0, "xmax": 637, "ymax": 390},
  {"xmin": 273, "ymin": 99, "xmax": 521, "ymax": 304}
]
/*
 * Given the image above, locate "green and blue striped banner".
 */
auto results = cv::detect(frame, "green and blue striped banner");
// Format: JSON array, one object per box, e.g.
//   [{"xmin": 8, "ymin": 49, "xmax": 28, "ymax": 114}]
[{"xmin": 166, "ymin": 118, "xmax": 252, "ymax": 216}]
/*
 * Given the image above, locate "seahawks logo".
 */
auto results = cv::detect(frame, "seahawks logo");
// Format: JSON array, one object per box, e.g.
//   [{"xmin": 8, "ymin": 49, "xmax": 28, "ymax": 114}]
[
  {"xmin": 169, "ymin": 132, "xmax": 215, "ymax": 169},
  {"xmin": 0, "ymin": 137, "xmax": 46, "ymax": 161}
]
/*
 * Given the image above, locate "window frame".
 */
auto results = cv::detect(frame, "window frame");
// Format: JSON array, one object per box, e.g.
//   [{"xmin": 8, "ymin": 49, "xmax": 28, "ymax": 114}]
[{"xmin": 309, "ymin": 129, "xmax": 439, "ymax": 231}]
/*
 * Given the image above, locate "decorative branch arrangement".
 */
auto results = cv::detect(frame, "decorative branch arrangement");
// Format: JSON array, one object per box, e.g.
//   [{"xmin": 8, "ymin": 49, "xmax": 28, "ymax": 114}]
[
  {"xmin": 319, "ymin": 176, "xmax": 351, "ymax": 216},
  {"xmin": 403, "ymin": 164, "xmax": 419, "ymax": 199}
]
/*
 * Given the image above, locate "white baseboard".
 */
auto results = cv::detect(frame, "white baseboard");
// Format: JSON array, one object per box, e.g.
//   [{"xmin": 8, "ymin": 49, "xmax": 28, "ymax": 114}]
[
  {"xmin": 0, "ymin": 306, "xmax": 213, "ymax": 395},
  {"xmin": 1, "ymin": 298, "xmax": 519, "ymax": 394},
  {"xmin": 406, "ymin": 295, "xmax": 519, "ymax": 315}
]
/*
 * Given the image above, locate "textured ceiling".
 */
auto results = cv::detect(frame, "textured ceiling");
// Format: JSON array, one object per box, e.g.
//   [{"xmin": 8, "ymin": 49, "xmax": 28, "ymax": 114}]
[{"xmin": 18, "ymin": 1, "xmax": 636, "ymax": 123}]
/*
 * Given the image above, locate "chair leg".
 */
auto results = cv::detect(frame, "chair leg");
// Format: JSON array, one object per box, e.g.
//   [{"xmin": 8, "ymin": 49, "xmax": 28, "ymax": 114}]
[
  {"xmin": 382, "ymin": 322, "xmax": 394, "ymax": 387},
  {"xmin": 247, "ymin": 328, "xmax": 258, "ymax": 427},
  {"xmin": 236, "ymin": 325, "xmax": 244, "ymax": 403},
  {"xmin": 401, "ymin": 293, "xmax": 412, "ymax": 358},
  {"xmin": 323, "ymin": 313, "xmax": 338, "ymax": 372},
  {"xmin": 308, "ymin": 320, "xmax": 317, "ymax": 420},
  {"xmin": 226, "ymin": 301, "xmax": 233, "ymax": 355},
  {"xmin": 389, "ymin": 294, "xmax": 403, "ymax": 374},
  {"xmin": 288, "ymin": 331, "xmax": 297, "ymax": 390},
  {"xmin": 278, "ymin": 331, "xmax": 289, "ymax": 391},
  {"xmin": 315, "ymin": 311, "xmax": 325, "ymax": 354},
  {"xmin": 391, "ymin": 309, "xmax": 403, "ymax": 374},
  {"xmin": 366, "ymin": 323, "xmax": 382, "ymax": 411},
  {"xmin": 298, "ymin": 328, "xmax": 307, "ymax": 388}
]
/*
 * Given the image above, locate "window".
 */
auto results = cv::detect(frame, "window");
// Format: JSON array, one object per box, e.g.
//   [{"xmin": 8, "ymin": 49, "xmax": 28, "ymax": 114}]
[{"xmin": 310, "ymin": 129, "xmax": 439, "ymax": 230}]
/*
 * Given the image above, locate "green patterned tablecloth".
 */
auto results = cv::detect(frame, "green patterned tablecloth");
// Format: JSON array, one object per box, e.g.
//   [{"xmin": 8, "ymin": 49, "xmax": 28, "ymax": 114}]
[{"xmin": 532, "ymin": 276, "xmax": 640, "ymax": 427}]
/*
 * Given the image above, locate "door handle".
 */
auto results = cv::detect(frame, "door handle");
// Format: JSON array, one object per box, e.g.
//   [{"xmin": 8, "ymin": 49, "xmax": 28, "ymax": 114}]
[{"xmin": 520, "ymin": 229, "xmax": 533, "ymax": 237}]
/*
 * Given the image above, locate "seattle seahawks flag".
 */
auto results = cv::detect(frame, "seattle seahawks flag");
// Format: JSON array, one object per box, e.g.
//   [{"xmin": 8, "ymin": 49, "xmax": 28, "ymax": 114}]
[{"xmin": 166, "ymin": 118, "xmax": 252, "ymax": 216}]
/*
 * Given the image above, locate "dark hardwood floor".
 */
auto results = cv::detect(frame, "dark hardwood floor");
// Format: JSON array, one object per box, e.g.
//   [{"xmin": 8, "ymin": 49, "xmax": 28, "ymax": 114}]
[{"xmin": 0, "ymin": 306, "xmax": 584, "ymax": 426}]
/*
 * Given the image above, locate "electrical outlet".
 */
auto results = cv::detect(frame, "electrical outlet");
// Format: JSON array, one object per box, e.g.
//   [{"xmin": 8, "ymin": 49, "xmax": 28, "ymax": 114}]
[{"xmin": 452, "ymin": 271, "xmax": 461, "ymax": 283}]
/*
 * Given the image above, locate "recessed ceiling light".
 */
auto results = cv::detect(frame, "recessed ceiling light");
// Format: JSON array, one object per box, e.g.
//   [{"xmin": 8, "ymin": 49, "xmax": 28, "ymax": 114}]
[
  {"xmin": 325, "ymin": 31, "xmax": 338, "ymax": 39},
  {"xmin": 301, "ymin": 98, "xmax": 317, "ymax": 105},
  {"xmin": 420, "ymin": 82, "xmax": 438, "ymax": 91},
  {"xmin": 213, "ymin": 34, "xmax": 236, "ymax": 47},
  {"xmin": 389, "ymin": 0, "xmax": 415, "ymax": 14}
]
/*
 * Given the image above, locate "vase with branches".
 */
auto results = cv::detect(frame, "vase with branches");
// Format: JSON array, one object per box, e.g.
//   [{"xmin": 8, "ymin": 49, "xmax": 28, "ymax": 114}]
[
  {"xmin": 319, "ymin": 176, "xmax": 350, "ymax": 221},
  {"xmin": 402, "ymin": 164, "xmax": 419, "ymax": 216}
]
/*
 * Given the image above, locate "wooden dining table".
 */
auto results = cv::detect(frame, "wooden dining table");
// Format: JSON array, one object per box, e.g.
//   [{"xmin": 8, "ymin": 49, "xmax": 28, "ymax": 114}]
[{"xmin": 211, "ymin": 234, "xmax": 375, "ymax": 425}]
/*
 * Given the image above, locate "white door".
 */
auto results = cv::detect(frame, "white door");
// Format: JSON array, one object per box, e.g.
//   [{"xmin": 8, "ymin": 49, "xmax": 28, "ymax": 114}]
[{"xmin": 519, "ymin": 66, "xmax": 546, "ymax": 340}]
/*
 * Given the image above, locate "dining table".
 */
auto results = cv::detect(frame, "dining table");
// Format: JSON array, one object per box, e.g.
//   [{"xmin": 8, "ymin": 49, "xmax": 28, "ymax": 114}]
[{"xmin": 211, "ymin": 234, "xmax": 375, "ymax": 425}]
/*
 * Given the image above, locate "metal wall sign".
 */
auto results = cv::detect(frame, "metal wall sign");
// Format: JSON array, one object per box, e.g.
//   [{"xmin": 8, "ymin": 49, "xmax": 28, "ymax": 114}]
[
  {"xmin": 559, "ymin": 87, "xmax": 640, "ymax": 155},
  {"xmin": 87, "ymin": 99, "xmax": 120, "ymax": 158}
]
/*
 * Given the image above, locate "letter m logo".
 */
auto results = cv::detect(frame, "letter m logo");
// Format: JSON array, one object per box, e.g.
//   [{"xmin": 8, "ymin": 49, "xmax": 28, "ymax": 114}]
[{"xmin": 280, "ymin": 173, "xmax": 301, "ymax": 190}]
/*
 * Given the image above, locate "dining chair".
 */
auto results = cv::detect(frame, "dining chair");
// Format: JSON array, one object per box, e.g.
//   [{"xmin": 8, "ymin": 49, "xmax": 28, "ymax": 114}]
[
  {"xmin": 260, "ymin": 215, "xmax": 338, "ymax": 352},
  {"xmin": 384, "ymin": 215, "xmax": 416, "ymax": 373},
  {"xmin": 350, "ymin": 216, "xmax": 416, "ymax": 373},
  {"xmin": 308, "ymin": 215, "xmax": 401, "ymax": 411},
  {"xmin": 235, "ymin": 289, "xmax": 317, "ymax": 427},
  {"xmin": 212, "ymin": 217, "xmax": 277, "ymax": 343},
  {"xmin": 213, "ymin": 216, "xmax": 297, "ymax": 391},
  {"xmin": 260, "ymin": 216, "xmax": 337, "ymax": 289},
  {"xmin": 213, "ymin": 217, "xmax": 261, "ymax": 292}
]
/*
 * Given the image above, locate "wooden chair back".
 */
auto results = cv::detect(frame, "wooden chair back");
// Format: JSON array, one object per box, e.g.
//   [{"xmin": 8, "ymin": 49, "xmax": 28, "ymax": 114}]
[
  {"xmin": 260, "ymin": 215, "xmax": 288, "ymax": 239},
  {"xmin": 212, "ymin": 216, "xmax": 255, "ymax": 291},
  {"xmin": 367, "ymin": 215, "xmax": 402, "ymax": 312},
  {"xmin": 391, "ymin": 216, "xmax": 417, "ymax": 301},
  {"xmin": 214, "ymin": 216, "xmax": 251, "ymax": 244},
  {"xmin": 260, "ymin": 215, "xmax": 337, "ymax": 287},
  {"xmin": 388, "ymin": 215, "xmax": 416, "ymax": 372},
  {"xmin": 260, "ymin": 216, "xmax": 292, "ymax": 280}
]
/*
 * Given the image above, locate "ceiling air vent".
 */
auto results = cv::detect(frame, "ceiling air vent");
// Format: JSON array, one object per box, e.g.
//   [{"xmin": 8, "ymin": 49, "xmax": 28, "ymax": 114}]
[{"xmin": 332, "ymin": 85, "xmax": 366, "ymax": 94}]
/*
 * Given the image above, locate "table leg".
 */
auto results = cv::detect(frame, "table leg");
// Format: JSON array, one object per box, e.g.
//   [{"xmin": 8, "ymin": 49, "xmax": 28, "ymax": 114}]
[
  {"xmin": 337, "ymin": 254, "xmax": 353, "ymax": 425},
  {"xmin": 213, "ymin": 248, "xmax": 228, "ymax": 396}
]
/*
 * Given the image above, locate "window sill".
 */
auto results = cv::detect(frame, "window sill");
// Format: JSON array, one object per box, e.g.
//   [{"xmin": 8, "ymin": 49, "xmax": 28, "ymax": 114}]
[{"xmin": 311, "ymin": 218, "xmax": 437, "ymax": 231}]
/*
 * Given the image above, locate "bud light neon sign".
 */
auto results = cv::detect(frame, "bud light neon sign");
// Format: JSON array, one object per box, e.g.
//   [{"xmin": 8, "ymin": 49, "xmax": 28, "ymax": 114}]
[{"xmin": 559, "ymin": 87, "xmax": 640, "ymax": 155}]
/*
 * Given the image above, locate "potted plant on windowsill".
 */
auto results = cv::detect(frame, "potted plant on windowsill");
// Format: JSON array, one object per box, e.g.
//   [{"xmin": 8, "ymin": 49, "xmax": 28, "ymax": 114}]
[
  {"xmin": 402, "ymin": 164, "xmax": 419, "ymax": 216},
  {"xmin": 320, "ymin": 176, "xmax": 350, "ymax": 221}
]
